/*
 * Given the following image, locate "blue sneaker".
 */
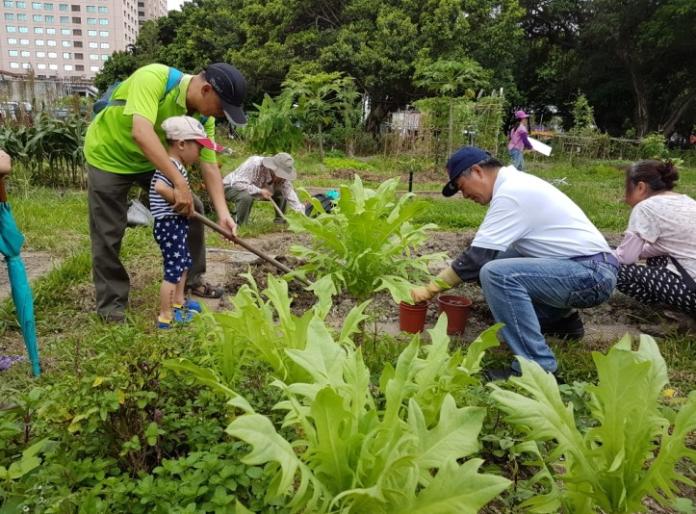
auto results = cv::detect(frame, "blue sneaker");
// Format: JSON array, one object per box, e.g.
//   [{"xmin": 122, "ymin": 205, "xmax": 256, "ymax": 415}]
[
  {"xmin": 157, "ymin": 308, "xmax": 194, "ymax": 330},
  {"xmin": 183, "ymin": 299, "xmax": 202, "ymax": 313}
]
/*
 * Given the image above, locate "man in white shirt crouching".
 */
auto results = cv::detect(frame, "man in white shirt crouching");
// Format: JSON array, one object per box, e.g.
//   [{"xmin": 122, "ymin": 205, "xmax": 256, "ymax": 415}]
[{"xmin": 410, "ymin": 146, "xmax": 618, "ymax": 381}]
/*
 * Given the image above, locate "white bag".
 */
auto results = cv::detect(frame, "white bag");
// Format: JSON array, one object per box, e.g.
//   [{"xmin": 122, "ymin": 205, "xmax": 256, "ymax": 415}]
[{"xmin": 126, "ymin": 199, "xmax": 154, "ymax": 227}]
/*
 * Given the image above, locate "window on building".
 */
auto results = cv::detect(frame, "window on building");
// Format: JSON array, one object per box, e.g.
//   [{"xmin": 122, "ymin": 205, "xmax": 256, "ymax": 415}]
[
  {"xmin": 43, "ymin": 2, "xmax": 52, "ymax": 8},
  {"xmin": 90, "ymin": 65, "xmax": 99, "ymax": 71},
  {"xmin": 4, "ymin": 13, "xmax": 15, "ymax": 20},
  {"xmin": 31, "ymin": 1, "xmax": 41, "ymax": 8},
  {"xmin": 99, "ymin": 30, "xmax": 107, "ymax": 36},
  {"xmin": 97, "ymin": 5, "xmax": 106, "ymax": 12},
  {"xmin": 98, "ymin": 18, "xmax": 107, "ymax": 25},
  {"xmin": 46, "ymin": 27, "xmax": 55, "ymax": 33},
  {"xmin": 47, "ymin": 51, "xmax": 57, "ymax": 57},
  {"xmin": 89, "ymin": 53, "xmax": 98, "ymax": 60},
  {"xmin": 6, "ymin": 25, "xmax": 17, "ymax": 32},
  {"xmin": 58, "ymin": 2, "xmax": 67, "ymax": 9},
  {"xmin": 34, "ymin": 26, "xmax": 44, "ymax": 33},
  {"xmin": 88, "ymin": 41, "xmax": 97, "ymax": 48},
  {"xmin": 137, "ymin": 1, "xmax": 143, "ymax": 6},
  {"xmin": 71, "ymin": 16, "xmax": 80, "ymax": 22},
  {"xmin": 35, "ymin": 38, "xmax": 44, "ymax": 45},
  {"xmin": 60, "ymin": 15, "xmax": 68, "ymax": 22},
  {"xmin": 19, "ymin": 38, "xmax": 29, "ymax": 44},
  {"xmin": 64, "ymin": 64, "xmax": 73, "ymax": 70},
  {"xmin": 45, "ymin": 15, "xmax": 53, "ymax": 21},
  {"xmin": 9, "ymin": 62, "xmax": 19, "ymax": 69},
  {"xmin": 47, "ymin": 39, "xmax": 56, "ymax": 46},
  {"xmin": 72, "ymin": 40, "xmax": 81, "ymax": 47},
  {"xmin": 85, "ymin": 5, "xmax": 95, "ymax": 11},
  {"xmin": 62, "ymin": 51, "xmax": 69, "ymax": 58},
  {"xmin": 99, "ymin": 42, "xmax": 108, "ymax": 49},
  {"xmin": 21, "ymin": 62, "xmax": 30, "ymax": 69},
  {"xmin": 48, "ymin": 63, "xmax": 57, "ymax": 70},
  {"xmin": 36, "ymin": 50, "xmax": 45, "ymax": 56},
  {"xmin": 87, "ymin": 17, "xmax": 96, "ymax": 24},
  {"xmin": 101, "ymin": 54, "xmax": 108, "ymax": 60},
  {"xmin": 37, "ymin": 63, "xmax": 46, "ymax": 69},
  {"xmin": 74, "ymin": 52, "xmax": 82, "ymax": 58},
  {"xmin": 18, "ymin": 26, "xmax": 28, "ymax": 32},
  {"xmin": 72, "ymin": 28, "xmax": 80, "ymax": 35},
  {"xmin": 87, "ymin": 29, "xmax": 96, "ymax": 36},
  {"xmin": 60, "ymin": 27, "xmax": 69, "ymax": 34},
  {"xmin": 17, "ymin": 13, "xmax": 27, "ymax": 21},
  {"xmin": 75, "ymin": 64, "xmax": 83, "ymax": 71},
  {"xmin": 20, "ymin": 50, "xmax": 30, "ymax": 56},
  {"xmin": 15, "ymin": 0, "xmax": 25, "ymax": 6},
  {"xmin": 70, "ymin": 3, "xmax": 78, "ymax": 9},
  {"xmin": 61, "ymin": 40, "xmax": 70, "ymax": 46},
  {"xmin": 32, "ymin": 14, "xmax": 42, "ymax": 21},
  {"xmin": 6, "ymin": 37, "xmax": 17, "ymax": 44},
  {"xmin": 8, "ymin": 50, "xmax": 18, "ymax": 56},
  {"xmin": 3, "ymin": 0, "xmax": 14, "ymax": 7}
]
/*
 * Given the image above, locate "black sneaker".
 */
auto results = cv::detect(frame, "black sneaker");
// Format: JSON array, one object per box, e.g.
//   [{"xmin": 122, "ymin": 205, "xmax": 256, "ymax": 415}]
[
  {"xmin": 540, "ymin": 311, "xmax": 585, "ymax": 340},
  {"xmin": 483, "ymin": 367, "xmax": 521, "ymax": 382}
]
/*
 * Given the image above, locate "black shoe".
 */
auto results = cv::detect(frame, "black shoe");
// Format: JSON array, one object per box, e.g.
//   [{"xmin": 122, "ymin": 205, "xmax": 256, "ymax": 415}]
[
  {"xmin": 483, "ymin": 367, "xmax": 521, "ymax": 382},
  {"xmin": 540, "ymin": 311, "xmax": 585, "ymax": 340}
]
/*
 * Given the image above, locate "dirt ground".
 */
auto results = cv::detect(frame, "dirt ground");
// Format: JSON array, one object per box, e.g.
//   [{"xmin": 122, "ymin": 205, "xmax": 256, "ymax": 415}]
[
  {"xmin": 0, "ymin": 251, "xmax": 60, "ymax": 302},
  {"xmin": 210, "ymin": 229, "xmax": 689, "ymax": 345}
]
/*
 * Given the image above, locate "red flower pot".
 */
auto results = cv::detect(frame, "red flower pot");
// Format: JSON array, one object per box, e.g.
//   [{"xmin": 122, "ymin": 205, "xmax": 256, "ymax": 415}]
[
  {"xmin": 399, "ymin": 301, "xmax": 428, "ymax": 333},
  {"xmin": 437, "ymin": 295, "xmax": 472, "ymax": 335}
]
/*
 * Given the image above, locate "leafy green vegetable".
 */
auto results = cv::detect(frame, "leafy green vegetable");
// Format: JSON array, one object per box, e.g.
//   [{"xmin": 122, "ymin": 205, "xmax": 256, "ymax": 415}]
[
  {"xmin": 490, "ymin": 334, "xmax": 696, "ymax": 513},
  {"xmin": 288, "ymin": 176, "xmax": 446, "ymax": 303}
]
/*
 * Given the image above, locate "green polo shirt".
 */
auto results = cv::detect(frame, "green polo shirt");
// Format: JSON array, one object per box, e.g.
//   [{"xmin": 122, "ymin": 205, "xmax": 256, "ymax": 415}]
[{"xmin": 84, "ymin": 63, "xmax": 217, "ymax": 174}]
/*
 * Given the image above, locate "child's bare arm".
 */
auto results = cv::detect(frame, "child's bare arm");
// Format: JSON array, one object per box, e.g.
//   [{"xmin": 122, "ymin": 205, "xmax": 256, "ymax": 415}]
[
  {"xmin": 154, "ymin": 179, "xmax": 176, "ymax": 205},
  {"xmin": 0, "ymin": 150, "xmax": 11, "ymax": 176}
]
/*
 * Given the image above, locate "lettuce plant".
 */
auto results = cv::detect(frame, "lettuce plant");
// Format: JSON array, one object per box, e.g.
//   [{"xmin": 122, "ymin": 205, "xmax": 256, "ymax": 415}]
[
  {"xmin": 490, "ymin": 335, "xmax": 696, "ymax": 513},
  {"xmin": 287, "ymin": 176, "xmax": 446, "ymax": 303}
]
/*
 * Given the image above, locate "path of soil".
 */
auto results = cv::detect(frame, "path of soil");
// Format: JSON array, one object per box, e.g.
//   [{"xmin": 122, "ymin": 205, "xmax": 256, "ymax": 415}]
[
  {"xmin": 0, "ymin": 251, "xmax": 60, "ymax": 302},
  {"xmin": 206, "ymin": 230, "xmax": 688, "ymax": 346}
]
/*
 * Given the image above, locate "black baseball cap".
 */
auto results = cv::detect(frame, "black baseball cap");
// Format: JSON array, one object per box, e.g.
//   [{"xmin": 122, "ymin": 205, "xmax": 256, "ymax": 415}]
[
  {"xmin": 204, "ymin": 63, "xmax": 247, "ymax": 126},
  {"xmin": 442, "ymin": 146, "xmax": 491, "ymax": 197}
]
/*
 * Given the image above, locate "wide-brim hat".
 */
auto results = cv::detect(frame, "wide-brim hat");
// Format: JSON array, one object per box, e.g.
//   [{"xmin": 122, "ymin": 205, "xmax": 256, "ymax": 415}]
[
  {"xmin": 514, "ymin": 110, "xmax": 529, "ymax": 119},
  {"xmin": 262, "ymin": 152, "xmax": 296, "ymax": 180}
]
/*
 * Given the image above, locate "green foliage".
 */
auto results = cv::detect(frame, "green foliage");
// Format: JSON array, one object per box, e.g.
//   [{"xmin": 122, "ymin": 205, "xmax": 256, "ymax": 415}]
[
  {"xmin": 288, "ymin": 176, "xmax": 446, "ymax": 302},
  {"xmin": 639, "ymin": 132, "xmax": 668, "ymax": 159},
  {"xmin": 490, "ymin": 334, "xmax": 696, "ymax": 513},
  {"xmin": 571, "ymin": 93, "xmax": 597, "ymax": 133},
  {"xmin": 0, "ymin": 113, "xmax": 88, "ymax": 187},
  {"xmin": 213, "ymin": 316, "xmax": 508, "ymax": 513},
  {"xmin": 240, "ymin": 94, "xmax": 303, "ymax": 155},
  {"xmin": 281, "ymin": 71, "xmax": 361, "ymax": 161}
]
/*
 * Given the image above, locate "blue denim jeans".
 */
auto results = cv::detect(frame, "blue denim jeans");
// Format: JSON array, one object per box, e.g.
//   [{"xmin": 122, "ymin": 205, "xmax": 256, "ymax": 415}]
[
  {"xmin": 479, "ymin": 254, "xmax": 617, "ymax": 372},
  {"xmin": 509, "ymin": 148, "xmax": 525, "ymax": 170}
]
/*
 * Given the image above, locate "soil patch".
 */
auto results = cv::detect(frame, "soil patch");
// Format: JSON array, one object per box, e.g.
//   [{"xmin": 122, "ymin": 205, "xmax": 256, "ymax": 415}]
[{"xmin": 0, "ymin": 251, "xmax": 59, "ymax": 302}]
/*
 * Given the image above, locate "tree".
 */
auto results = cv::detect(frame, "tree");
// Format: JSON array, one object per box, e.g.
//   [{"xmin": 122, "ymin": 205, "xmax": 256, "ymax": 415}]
[
  {"xmin": 282, "ymin": 71, "xmax": 360, "ymax": 161},
  {"xmin": 414, "ymin": 59, "xmax": 490, "ymax": 155}
]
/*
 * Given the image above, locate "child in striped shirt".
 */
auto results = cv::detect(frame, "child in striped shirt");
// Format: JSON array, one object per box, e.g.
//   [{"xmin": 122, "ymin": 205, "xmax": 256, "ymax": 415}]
[{"xmin": 149, "ymin": 116, "xmax": 224, "ymax": 329}]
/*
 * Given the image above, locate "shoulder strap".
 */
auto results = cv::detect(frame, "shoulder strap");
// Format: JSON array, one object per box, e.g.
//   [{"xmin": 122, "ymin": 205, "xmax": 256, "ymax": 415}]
[
  {"xmin": 164, "ymin": 67, "xmax": 184, "ymax": 95},
  {"xmin": 670, "ymin": 256, "xmax": 696, "ymax": 292}
]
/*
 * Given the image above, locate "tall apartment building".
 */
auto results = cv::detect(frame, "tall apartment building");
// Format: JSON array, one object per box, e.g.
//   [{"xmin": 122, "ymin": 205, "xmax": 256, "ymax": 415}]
[
  {"xmin": 138, "ymin": 0, "xmax": 164, "ymax": 27},
  {"xmin": 0, "ymin": 0, "xmax": 166, "ymax": 80}
]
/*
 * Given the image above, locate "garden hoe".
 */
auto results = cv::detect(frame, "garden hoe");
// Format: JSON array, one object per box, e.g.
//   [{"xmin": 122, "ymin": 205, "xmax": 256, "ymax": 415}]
[{"xmin": 190, "ymin": 211, "xmax": 310, "ymax": 287}]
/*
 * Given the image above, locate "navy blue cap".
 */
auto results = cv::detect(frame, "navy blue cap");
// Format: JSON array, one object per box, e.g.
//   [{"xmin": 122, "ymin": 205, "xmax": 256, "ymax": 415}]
[
  {"xmin": 441, "ymin": 146, "xmax": 491, "ymax": 197},
  {"xmin": 204, "ymin": 63, "xmax": 247, "ymax": 126}
]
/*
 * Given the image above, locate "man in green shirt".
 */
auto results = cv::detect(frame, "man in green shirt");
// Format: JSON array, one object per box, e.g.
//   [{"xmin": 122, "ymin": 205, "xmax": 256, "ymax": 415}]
[{"xmin": 84, "ymin": 62, "xmax": 246, "ymax": 322}]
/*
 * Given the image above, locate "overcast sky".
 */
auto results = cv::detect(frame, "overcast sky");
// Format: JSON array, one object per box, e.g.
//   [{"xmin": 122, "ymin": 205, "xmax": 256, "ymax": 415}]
[{"xmin": 166, "ymin": 0, "xmax": 184, "ymax": 12}]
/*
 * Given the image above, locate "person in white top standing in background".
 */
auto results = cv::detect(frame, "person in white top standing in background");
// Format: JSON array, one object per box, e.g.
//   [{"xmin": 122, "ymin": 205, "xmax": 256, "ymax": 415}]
[
  {"xmin": 508, "ymin": 110, "xmax": 533, "ymax": 171},
  {"xmin": 410, "ymin": 146, "xmax": 618, "ymax": 381},
  {"xmin": 222, "ymin": 153, "xmax": 305, "ymax": 225},
  {"xmin": 615, "ymin": 160, "xmax": 696, "ymax": 316}
]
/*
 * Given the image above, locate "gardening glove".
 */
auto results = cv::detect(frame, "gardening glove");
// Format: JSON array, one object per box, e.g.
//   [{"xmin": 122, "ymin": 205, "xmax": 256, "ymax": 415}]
[{"xmin": 410, "ymin": 267, "xmax": 462, "ymax": 303}]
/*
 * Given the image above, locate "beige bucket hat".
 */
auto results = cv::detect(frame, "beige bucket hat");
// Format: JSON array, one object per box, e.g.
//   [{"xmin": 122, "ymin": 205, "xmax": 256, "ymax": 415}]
[{"xmin": 262, "ymin": 152, "xmax": 297, "ymax": 180}]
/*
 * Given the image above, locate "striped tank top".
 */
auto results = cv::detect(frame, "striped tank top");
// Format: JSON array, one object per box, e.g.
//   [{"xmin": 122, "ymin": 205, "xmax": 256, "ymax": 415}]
[{"xmin": 149, "ymin": 158, "xmax": 188, "ymax": 219}]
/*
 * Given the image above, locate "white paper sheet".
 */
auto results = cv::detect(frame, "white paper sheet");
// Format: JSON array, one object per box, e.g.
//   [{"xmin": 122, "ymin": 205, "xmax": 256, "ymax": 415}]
[{"xmin": 528, "ymin": 136, "xmax": 552, "ymax": 156}]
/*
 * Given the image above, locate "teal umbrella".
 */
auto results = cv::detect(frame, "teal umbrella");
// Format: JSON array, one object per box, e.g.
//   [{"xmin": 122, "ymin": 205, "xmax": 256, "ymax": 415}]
[{"xmin": 0, "ymin": 179, "xmax": 40, "ymax": 376}]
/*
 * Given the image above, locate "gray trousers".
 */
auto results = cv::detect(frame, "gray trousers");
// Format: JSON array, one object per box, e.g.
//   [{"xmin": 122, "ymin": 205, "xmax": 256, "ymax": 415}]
[
  {"xmin": 87, "ymin": 164, "xmax": 206, "ymax": 319},
  {"xmin": 224, "ymin": 186, "xmax": 287, "ymax": 225}
]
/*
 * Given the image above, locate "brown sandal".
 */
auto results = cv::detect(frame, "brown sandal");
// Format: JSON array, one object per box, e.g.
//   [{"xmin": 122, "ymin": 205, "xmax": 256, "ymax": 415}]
[{"xmin": 187, "ymin": 282, "xmax": 224, "ymax": 299}]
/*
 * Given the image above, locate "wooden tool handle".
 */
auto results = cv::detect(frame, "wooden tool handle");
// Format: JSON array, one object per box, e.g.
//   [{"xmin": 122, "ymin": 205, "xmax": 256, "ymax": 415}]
[
  {"xmin": 190, "ymin": 211, "xmax": 310, "ymax": 286},
  {"xmin": 0, "ymin": 177, "xmax": 7, "ymax": 203}
]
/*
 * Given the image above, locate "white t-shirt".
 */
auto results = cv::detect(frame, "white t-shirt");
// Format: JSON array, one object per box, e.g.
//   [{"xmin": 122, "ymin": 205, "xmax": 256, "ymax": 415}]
[
  {"xmin": 627, "ymin": 193, "xmax": 696, "ymax": 278},
  {"xmin": 472, "ymin": 166, "xmax": 610, "ymax": 258}
]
